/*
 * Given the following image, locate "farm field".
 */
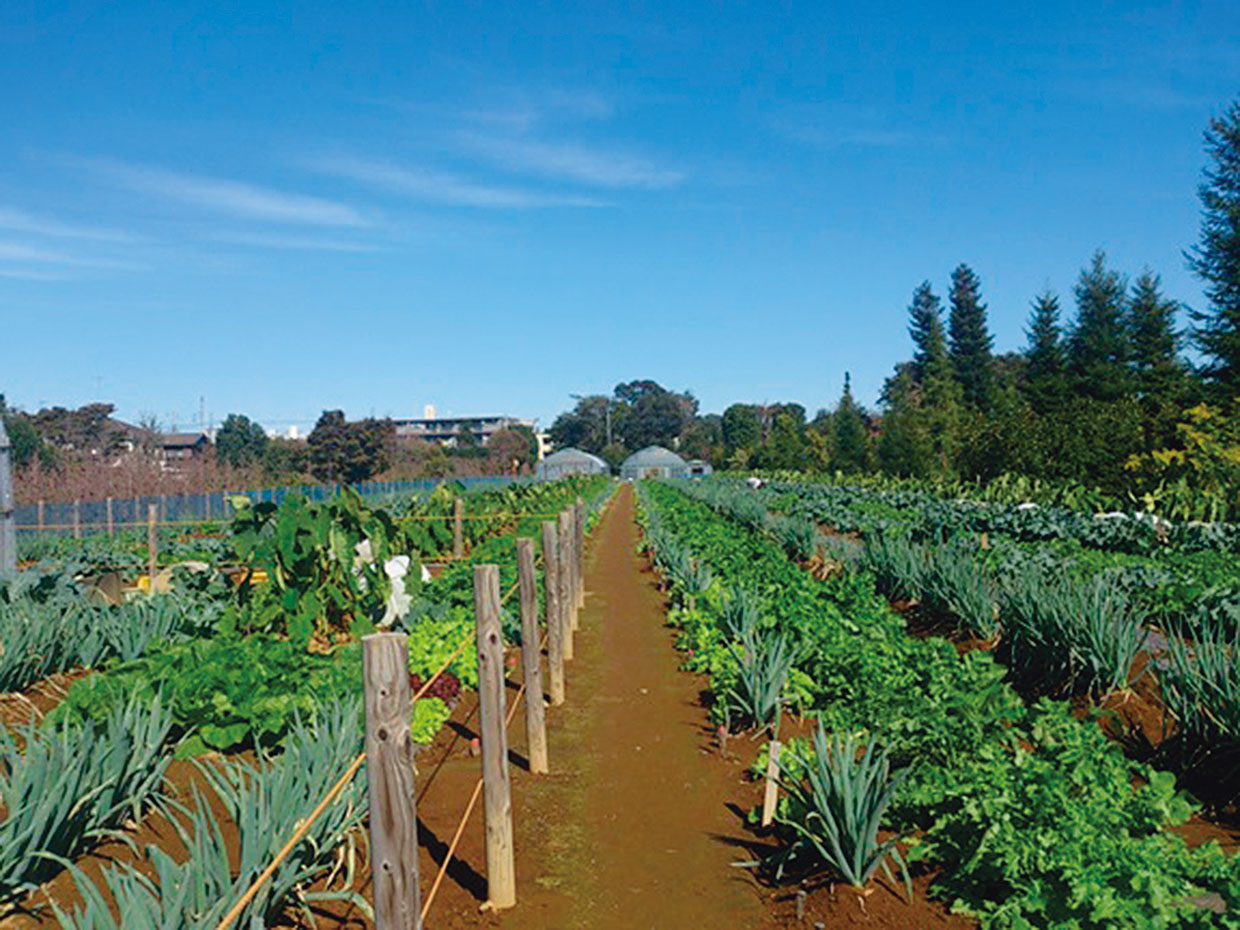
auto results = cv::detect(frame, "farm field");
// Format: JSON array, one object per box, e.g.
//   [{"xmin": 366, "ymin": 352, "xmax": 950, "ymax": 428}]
[{"xmin": 5, "ymin": 474, "xmax": 1240, "ymax": 928}]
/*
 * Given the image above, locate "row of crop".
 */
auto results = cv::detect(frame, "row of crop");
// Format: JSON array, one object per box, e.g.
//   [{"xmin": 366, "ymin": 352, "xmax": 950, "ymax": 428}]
[
  {"xmin": 637, "ymin": 480, "xmax": 1240, "ymax": 929},
  {"xmin": 43, "ymin": 475, "xmax": 613, "ymax": 754},
  {"xmin": 13, "ymin": 477, "xmax": 562, "ymax": 572},
  {"xmin": 757, "ymin": 474, "xmax": 1240, "ymax": 555},
  {"xmin": 688, "ymin": 477, "xmax": 1240, "ymax": 807},
  {"xmin": 0, "ymin": 475, "xmax": 613, "ymax": 922},
  {"xmin": 677, "ymin": 478, "xmax": 1240, "ymax": 808}
]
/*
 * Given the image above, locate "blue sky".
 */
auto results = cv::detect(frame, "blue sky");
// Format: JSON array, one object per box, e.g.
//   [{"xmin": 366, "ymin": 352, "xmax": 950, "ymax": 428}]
[{"xmin": 2, "ymin": 0, "xmax": 1238, "ymax": 435}]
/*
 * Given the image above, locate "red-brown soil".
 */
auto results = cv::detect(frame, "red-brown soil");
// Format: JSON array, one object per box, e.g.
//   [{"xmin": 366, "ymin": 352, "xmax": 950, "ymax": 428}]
[
  {"xmin": 423, "ymin": 485, "xmax": 973, "ymax": 928},
  {"xmin": 3, "ymin": 488, "xmax": 978, "ymax": 928},
  {"xmin": 0, "ymin": 668, "xmax": 90, "ymax": 731}
]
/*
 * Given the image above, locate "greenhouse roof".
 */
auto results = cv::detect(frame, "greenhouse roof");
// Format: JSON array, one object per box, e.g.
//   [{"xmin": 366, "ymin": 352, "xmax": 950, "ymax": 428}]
[
  {"xmin": 543, "ymin": 447, "xmax": 607, "ymax": 466},
  {"xmin": 621, "ymin": 445, "xmax": 687, "ymax": 468}
]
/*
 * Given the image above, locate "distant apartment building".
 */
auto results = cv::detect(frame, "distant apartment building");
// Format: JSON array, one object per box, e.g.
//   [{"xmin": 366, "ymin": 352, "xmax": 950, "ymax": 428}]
[{"xmin": 391, "ymin": 406, "xmax": 536, "ymax": 448}]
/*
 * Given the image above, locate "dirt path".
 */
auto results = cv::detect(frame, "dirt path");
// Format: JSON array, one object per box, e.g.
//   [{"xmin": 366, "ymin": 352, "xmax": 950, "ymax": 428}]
[{"xmin": 479, "ymin": 483, "xmax": 766, "ymax": 929}]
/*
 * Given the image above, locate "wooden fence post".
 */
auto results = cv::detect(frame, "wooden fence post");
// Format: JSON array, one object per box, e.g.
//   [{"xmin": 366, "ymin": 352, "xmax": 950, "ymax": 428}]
[
  {"xmin": 147, "ymin": 503, "xmax": 158, "ymax": 596},
  {"xmin": 567, "ymin": 510, "xmax": 580, "ymax": 632},
  {"xmin": 762, "ymin": 740, "xmax": 782, "ymax": 827},
  {"xmin": 362, "ymin": 632, "xmax": 422, "ymax": 930},
  {"xmin": 72, "ymin": 499, "xmax": 81, "ymax": 539},
  {"xmin": 0, "ymin": 419, "xmax": 14, "ymax": 579},
  {"xmin": 105, "ymin": 497, "xmax": 114, "ymax": 537},
  {"xmin": 453, "ymin": 497, "xmax": 464, "ymax": 559},
  {"xmin": 540, "ymin": 521, "xmax": 565, "ymax": 705},
  {"xmin": 574, "ymin": 497, "xmax": 585, "ymax": 610},
  {"xmin": 37, "ymin": 499, "xmax": 44, "ymax": 535},
  {"xmin": 516, "ymin": 538, "xmax": 548, "ymax": 774},
  {"xmin": 473, "ymin": 565, "xmax": 516, "ymax": 909},
  {"xmin": 557, "ymin": 511, "xmax": 575, "ymax": 659}
]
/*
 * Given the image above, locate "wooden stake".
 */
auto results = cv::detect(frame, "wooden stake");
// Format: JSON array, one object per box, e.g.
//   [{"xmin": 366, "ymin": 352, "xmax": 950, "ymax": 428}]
[
  {"xmin": 362, "ymin": 632, "xmax": 422, "ymax": 930},
  {"xmin": 541, "ymin": 521, "xmax": 565, "ymax": 705},
  {"xmin": 105, "ymin": 496, "xmax": 114, "ymax": 537},
  {"xmin": 557, "ymin": 511, "xmax": 575, "ymax": 658},
  {"xmin": 761, "ymin": 740, "xmax": 782, "ymax": 827},
  {"xmin": 37, "ymin": 499, "xmax": 44, "ymax": 535},
  {"xmin": 0, "ymin": 420, "xmax": 13, "ymax": 580},
  {"xmin": 453, "ymin": 497, "xmax": 464, "ymax": 559},
  {"xmin": 147, "ymin": 503, "xmax": 158, "ymax": 596},
  {"xmin": 516, "ymin": 538, "xmax": 548, "ymax": 774},
  {"xmin": 574, "ymin": 497, "xmax": 585, "ymax": 610},
  {"xmin": 72, "ymin": 499, "xmax": 81, "ymax": 539},
  {"xmin": 473, "ymin": 565, "xmax": 516, "ymax": 909}
]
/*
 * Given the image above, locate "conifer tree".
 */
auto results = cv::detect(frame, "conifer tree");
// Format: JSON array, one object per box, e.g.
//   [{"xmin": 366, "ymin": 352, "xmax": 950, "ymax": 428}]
[
  {"xmin": 1128, "ymin": 270, "xmax": 1186, "ymax": 450},
  {"xmin": 948, "ymin": 263, "xmax": 995, "ymax": 411},
  {"xmin": 1068, "ymin": 251, "xmax": 1130, "ymax": 402},
  {"xmin": 832, "ymin": 373, "xmax": 870, "ymax": 473},
  {"xmin": 877, "ymin": 366, "xmax": 931, "ymax": 476},
  {"xmin": 1023, "ymin": 290, "xmax": 1068, "ymax": 414},
  {"xmin": 1128, "ymin": 271, "xmax": 1183, "ymax": 402},
  {"xmin": 908, "ymin": 282, "xmax": 949, "ymax": 383},
  {"xmin": 1188, "ymin": 101, "xmax": 1240, "ymax": 396}
]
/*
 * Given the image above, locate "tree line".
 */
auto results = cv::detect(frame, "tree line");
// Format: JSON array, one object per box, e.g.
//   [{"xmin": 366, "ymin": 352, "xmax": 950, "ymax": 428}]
[{"xmin": 549, "ymin": 101, "xmax": 1240, "ymax": 512}]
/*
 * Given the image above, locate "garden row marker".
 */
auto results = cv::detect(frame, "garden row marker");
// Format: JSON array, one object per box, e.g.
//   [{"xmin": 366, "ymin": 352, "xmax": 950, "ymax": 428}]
[
  {"xmin": 72, "ymin": 499, "xmax": 81, "ymax": 539},
  {"xmin": 147, "ymin": 503, "xmax": 158, "ymax": 595},
  {"xmin": 105, "ymin": 496, "xmax": 114, "ymax": 537},
  {"xmin": 761, "ymin": 740, "xmax": 782, "ymax": 827},
  {"xmin": 453, "ymin": 496, "xmax": 464, "ymax": 558},
  {"xmin": 516, "ymin": 538, "xmax": 549, "ymax": 773},
  {"xmin": 473, "ymin": 564, "xmax": 517, "ymax": 909},
  {"xmin": 0, "ymin": 418, "xmax": 14, "ymax": 579},
  {"xmin": 362, "ymin": 632, "xmax": 423, "ymax": 930},
  {"xmin": 558, "ymin": 510, "xmax": 575, "ymax": 660}
]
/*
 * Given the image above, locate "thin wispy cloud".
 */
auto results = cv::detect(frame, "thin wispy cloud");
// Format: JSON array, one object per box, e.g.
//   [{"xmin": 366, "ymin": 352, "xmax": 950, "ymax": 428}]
[
  {"xmin": 0, "ymin": 207, "xmax": 138, "ymax": 243},
  {"xmin": 214, "ymin": 232, "xmax": 381, "ymax": 253},
  {"xmin": 309, "ymin": 157, "xmax": 606, "ymax": 208},
  {"xmin": 0, "ymin": 240, "xmax": 147, "ymax": 271},
  {"xmin": 459, "ymin": 134, "xmax": 684, "ymax": 189},
  {"xmin": 88, "ymin": 159, "xmax": 371, "ymax": 227},
  {"xmin": 0, "ymin": 267, "xmax": 65, "ymax": 281}
]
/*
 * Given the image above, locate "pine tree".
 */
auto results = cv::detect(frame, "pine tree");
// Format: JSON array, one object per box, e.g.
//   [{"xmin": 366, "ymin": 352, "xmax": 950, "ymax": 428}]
[
  {"xmin": 908, "ymin": 282, "xmax": 948, "ymax": 383},
  {"xmin": 1023, "ymin": 290, "xmax": 1068, "ymax": 414},
  {"xmin": 1128, "ymin": 270, "xmax": 1187, "ymax": 450},
  {"xmin": 1188, "ymin": 101, "xmax": 1240, "ymax": 396},
  {"xmin": 1128, "ymin": 271, "xmax": 1183, "ymax": 400},
  {"xmin": 877, "ymin": 366, "xmax": 931, "ymax": 477},
  {"xmin": 1068, "ymin": 250, "xmax": 1130, "ymax": 402},
  {"xmin": 948, "ymin": 263, "xmax": 995, "ymax": 411},
  {"xmin": 903, "ymin": 282, "xmax": 963, "ymax": 473},
  {"xmin": 832, "ymin": 373, "xmax": 870, "ymax": 473}
]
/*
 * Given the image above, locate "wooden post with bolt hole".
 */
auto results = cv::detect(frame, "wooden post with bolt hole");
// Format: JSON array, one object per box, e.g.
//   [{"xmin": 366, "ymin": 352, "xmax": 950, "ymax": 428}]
[
  {"xmin": 473, "ymin": 565, "xmax": 516, "ymax": 909},
  {"xmin": 575, "ymin": 503, "xmax": 585, "ymax": 612},
  {"xmin": 362, "ymin": 632, "xmax": 422, "ymax": 930},
  {"xmin": 762, "ymin": 740, "xmax": 782, "ymax": 827},
  {"xmin": 567, "ymin": 509, "xmax": 581, "ymax": 631},
  {"xmin": 541, "ymin": 521, "xmax": 565, "ymax": 705},
  {"xmin": 558, "ymin": 511, "xmax": 575, "ymax": 658},
  {"xmin": 147, "ymin": 504, "xmax": 158, "ymax": 596},
  {"xmin": 453, "ymin": 497, "xmax": 464, "ymax": 559},
  {"xmin": 516, "ymin": 538, "xmax": 549, "ymax": 774}
]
